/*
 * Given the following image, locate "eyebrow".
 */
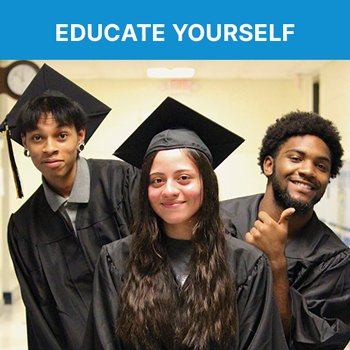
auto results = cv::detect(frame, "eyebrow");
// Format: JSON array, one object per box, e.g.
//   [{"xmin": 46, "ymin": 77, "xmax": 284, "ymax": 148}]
[
  {"xmin": 285, "ymin": 149, "xmax": 331, "ymax": 163},
  {"xmin": 28, "ymin": 124, "xmax": 72, "ymax": 131},
  {"xmin": 149, "ymin": 169, "xmax": 195, "ymax": 176}
]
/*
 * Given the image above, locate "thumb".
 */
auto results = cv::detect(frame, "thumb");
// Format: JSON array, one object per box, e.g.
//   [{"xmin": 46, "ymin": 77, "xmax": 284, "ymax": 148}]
[{"xmin": 278, "ymin": 207, "xmax": 295, "ymax": 226}]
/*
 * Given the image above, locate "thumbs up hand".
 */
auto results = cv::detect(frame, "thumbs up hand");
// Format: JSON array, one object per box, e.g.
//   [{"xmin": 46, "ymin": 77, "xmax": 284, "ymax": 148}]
[{"xmin": 245, "ymin": 208, "xmax": 295, "ymax": 262}]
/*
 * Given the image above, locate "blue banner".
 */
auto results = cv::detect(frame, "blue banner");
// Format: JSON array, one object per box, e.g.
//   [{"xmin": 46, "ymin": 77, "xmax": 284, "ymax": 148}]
[{"xmin": 1, "ymin": 0, "xmax": 349, "ymax": 59}]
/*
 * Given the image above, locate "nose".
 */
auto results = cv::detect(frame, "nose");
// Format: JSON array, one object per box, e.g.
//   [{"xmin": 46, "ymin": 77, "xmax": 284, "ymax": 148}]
[
  {"xmin": 43, "ymin": 138, "xmax": 58, "ymax": 154},
  {"xmin": 298, "ymin": 160, "xmax": 316, "ymax": 178},
  {"xmin": 163, "ymin": 180, "xmax": 180, "ymax": 197}
]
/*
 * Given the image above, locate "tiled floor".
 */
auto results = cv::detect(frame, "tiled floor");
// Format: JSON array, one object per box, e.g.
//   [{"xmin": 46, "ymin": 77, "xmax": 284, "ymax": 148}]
[
  {"xmin": 0, "ymin": 296, "xmax": 349, "ymax": 350},
  {"xmin": 0, "ymin": 297, "xmax": 27, "ymax": 350}
]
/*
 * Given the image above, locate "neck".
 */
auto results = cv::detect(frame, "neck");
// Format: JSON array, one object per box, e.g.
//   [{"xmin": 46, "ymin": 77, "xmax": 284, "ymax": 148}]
[
  {"xmin": 260, "ymin": 185, "xmax": 314, "ymax": 237},
  {"xmin": 45, "ymin": 163, "xmax": 77, "ymax": 198},
  {"xmin": 163, "ymin": 221, "xmax": 194, "ymax": 240}
]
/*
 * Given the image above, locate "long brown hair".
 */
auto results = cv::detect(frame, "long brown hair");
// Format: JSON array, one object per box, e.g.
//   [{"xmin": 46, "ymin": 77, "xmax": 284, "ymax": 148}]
[{"xmin": 116, "ymin": 149, "xmax": 236, "ymax": 349}]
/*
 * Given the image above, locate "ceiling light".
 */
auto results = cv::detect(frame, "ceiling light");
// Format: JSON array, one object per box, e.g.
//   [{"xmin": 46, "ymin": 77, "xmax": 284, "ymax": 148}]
[{"xmin": 147, "ymin": 67, "xmax": 195, "ymax": 79}]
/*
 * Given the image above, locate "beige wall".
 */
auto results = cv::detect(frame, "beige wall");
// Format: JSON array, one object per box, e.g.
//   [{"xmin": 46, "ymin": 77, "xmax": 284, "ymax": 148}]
[
  {"xmin": 314, "ymin": 61, "xmax": 350, "ymax": 238},
  {"xmin": 0, "ymin": 60, "xmax": 348, "ymax": 302},
  {"xmin": 77, "ymin": 76, "xmax": 312, "ymax": 199},
  {"xmin": 320, "ymin": 61, "xmax": 350, "ymax": 158}
]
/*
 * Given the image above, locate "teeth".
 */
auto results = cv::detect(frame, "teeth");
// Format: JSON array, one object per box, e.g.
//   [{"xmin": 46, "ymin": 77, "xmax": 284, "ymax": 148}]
[{"xmin": 294, "ymin": 182, "xmax": 312, "ymax": 190}]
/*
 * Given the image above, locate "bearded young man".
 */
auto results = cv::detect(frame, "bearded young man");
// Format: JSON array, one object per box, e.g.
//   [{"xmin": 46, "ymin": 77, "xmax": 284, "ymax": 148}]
[{"xmin": 221, "ymin": 111, "xmax": 350, "ymax": 350}]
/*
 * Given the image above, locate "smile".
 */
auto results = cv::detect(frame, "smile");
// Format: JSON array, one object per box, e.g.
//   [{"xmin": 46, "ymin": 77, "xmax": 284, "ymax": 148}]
[
  {"xmin": 290, "ymin": 180, "xmax": 316, "ymax": 191},
  {"xmin": 162, "ymin": 201, "xmax": 184, "ymax": 208}
]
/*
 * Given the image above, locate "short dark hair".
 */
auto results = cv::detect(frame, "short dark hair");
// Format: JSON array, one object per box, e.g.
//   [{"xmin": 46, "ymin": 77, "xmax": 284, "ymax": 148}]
[
  {"xmin": 17, "ymin": 90, "xmax": 87, "ymax": 136},
  {"xmin": 258, "ymin": 111, "xmax": 344, "ymax": 178}
]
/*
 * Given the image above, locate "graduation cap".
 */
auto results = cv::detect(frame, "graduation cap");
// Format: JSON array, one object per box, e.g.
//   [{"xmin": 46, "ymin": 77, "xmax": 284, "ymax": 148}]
[
  {"xmin": 114, "ymin": 97, "xmax": 244, "ymax": 169},
  {"xmin": 0, "ymin": 63, "xmax": 111, "ymax": 198}
]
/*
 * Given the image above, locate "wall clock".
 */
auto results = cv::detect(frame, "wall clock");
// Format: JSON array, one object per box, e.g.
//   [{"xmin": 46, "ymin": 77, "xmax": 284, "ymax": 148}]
[{"xmin": 0, "ymin": 60, "xmax": 39, "ymax": 99}]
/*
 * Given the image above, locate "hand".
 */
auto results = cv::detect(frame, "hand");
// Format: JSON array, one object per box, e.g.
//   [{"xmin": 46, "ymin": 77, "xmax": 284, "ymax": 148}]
[{"xmin": 245, "ymin": 208, "xmax": 295, "ymax": 263}]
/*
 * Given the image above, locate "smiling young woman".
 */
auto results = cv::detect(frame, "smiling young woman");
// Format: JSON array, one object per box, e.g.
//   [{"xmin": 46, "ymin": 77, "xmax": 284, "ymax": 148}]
[{"xmin": 83, "ymin": 97, "xmax": 288, "ymax": 350}]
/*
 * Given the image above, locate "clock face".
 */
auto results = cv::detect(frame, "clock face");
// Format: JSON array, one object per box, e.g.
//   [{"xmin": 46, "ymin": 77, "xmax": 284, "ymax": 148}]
[{"xmin": 6, "ymin": 64, "xmax": 38, "ymax": 96}]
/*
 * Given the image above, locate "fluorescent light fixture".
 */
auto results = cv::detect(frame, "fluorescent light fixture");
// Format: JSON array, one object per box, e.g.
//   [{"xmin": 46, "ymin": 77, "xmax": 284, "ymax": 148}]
[{"xmin": 147, "ymin": 67, "xmax": 195, "ymax": 79}]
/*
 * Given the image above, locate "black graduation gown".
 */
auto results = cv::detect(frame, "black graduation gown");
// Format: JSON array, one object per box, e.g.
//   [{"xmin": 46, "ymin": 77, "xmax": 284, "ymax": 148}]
[
  {"xmin": 220, "ymin": 194, "xmax": 350, "ymax": 350},
  {"xmin": 7, "ymin": 159, "xmax": 140, "ymax": 350},
  {"xmin": 85, "ymin": 235, "xmax": 289, "ymax": 350}
]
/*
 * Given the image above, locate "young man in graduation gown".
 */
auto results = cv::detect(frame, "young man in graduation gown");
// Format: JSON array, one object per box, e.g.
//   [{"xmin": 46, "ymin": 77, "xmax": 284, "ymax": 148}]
[
  {"xmin": 1, "ymin": 64, "xmax": 140, "ymax": 350},
  {"xmin": 221, "ymin": 111, "xmax": 350, "ymax": 349}
]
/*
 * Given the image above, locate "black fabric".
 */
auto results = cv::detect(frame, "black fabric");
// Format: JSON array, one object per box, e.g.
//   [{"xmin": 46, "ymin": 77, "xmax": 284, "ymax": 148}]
[
  {"xmin": 164, "ymin": 235, "xmax": 192, "ymax": 286},
  {"xmin": 8, "ymin": 159, "xmax": 140, "ymax": 350},
  {"xmin": 146, "ymin": 128, "xmax": 213, "ymax": 165},
  {"xmin": 220, "ymin": 194, "xmax": 350, "ymax": 350},
  {"xmin": 114, "ymin": 97, "xmax": 244, "ymax": 169},
  {"xmin": 1, "ymin": 64, "xmax": 111, "ymax": 146},
  {"xmin": 84, "ymin": 235, "xmax": 289, "ymax": 349}
]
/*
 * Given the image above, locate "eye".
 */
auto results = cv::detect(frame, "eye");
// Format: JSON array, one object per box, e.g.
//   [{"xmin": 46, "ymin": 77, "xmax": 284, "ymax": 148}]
[
  {"xmin": 32, "ymin": 134, "xmax": 42, "ymax": 142},
  {"xmin": 289, "ymin": 155, "xmax": 301, "ymax": 162},
  {"xmin": 58, "ymin": 132, "xmax": 68, "ymax": 140},
  {"xmin": 178, "ymin": 174, "xmax": 191, "ymax": 183},
  {"xmin": 150, "ymin": 177, "xmax": 164, "ymax": 187},
  {"xmin": 317, "ymin": 163, "xmax": 329, "ymax": 172}
]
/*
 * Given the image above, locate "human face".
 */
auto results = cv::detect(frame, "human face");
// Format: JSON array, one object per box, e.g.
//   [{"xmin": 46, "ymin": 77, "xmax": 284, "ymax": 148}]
[
  {"xmin": 148, "ymin": 149, "xmax": 203, "ymax": 238},
  {"xmin": 264, "ymin": 135, "xmax": 331, "ymax": 213},
  {"xmin": 21, "ymin": 113, "xmax": 85, "ymax": 193}
]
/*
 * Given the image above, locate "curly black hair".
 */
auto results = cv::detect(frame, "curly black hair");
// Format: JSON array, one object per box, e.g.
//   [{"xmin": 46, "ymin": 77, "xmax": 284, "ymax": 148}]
[{"xmin": 258, "ymin": 111, "xmax": 344, "ymax": 178}]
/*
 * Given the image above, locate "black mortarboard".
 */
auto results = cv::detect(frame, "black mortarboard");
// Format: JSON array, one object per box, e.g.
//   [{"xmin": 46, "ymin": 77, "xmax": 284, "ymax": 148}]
[
  {"xmin": 114, "ymin": 97, "xmax": 244, "ymax": 169},
  {"xmin": 1, "ymin": 63, "xmax": 111, "ymax": 145},
  {"xmin": 0, "ymin": 63, "xmax": 111, "ymax": 198}
]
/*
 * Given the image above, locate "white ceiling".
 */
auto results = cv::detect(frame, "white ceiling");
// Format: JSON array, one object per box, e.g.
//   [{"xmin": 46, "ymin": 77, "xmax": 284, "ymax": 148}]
[{"xmin": 33, "ymin": 60, "xmax": 329, "ymax": 80}]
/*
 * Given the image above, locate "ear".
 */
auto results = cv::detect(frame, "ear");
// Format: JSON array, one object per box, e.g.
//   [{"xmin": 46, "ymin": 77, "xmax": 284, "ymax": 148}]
[
  {"xmin": 263, "ymin": 156, "xmax": 274, "ymax": 176},
  {"xmin": 77, "ymin": 128, "xmax": 86, "ymax": 144}
]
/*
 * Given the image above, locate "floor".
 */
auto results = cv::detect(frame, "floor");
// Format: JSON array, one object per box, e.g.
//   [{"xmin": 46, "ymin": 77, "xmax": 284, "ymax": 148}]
[
  {"xmin": 0, "ymin": 296, "xmax": 27, "ymax": 350},
  {"xmin": 0, "ymin": 296, "xmax": 349, "ymax": 350}
]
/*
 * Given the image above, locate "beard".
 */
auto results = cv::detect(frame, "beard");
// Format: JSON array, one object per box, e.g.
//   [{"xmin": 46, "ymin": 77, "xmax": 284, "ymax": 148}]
[{"xmin": 270, "ymin": 172, "xmax": 322, "ymax": 214}]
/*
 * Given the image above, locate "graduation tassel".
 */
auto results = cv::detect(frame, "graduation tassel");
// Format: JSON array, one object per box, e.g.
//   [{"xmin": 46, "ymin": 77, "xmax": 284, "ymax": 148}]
[{"xmin": 2, "ymin": 122, "xmax": 24, "ymax": 198}]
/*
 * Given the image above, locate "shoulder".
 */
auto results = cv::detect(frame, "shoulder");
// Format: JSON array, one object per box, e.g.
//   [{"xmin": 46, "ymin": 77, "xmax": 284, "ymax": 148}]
[
  {"xmin": 8, "ymin": 187, "xmax": 47, "ymax": 245},
  {"xmin": 86, "ymin": 158, "xmax": 140, "ymax": 194},
  {"xmin": 225, "ymin": 235, "xmax": 268, "ymax": 287},
  {"xmin": 101, "ymin": 235, "xmax": 133, "ymax": 266},
  {"xmin": 288, "ymin": 214, "xmax": 350, "ymax": 262},
  {"xmin": 11, "ymin": 186, "xmax": 45, "ymax": 222},
  {"xmin": 317, "ymin": 219, "xmax": 349, "ymax": 249},
  {"xmin": 220, "ymin": 194, "xmax": 263, "ymax": 213},
  {"xmin": 220, "ymin": 194, "xmax": 263, "ymax": 239},
  {"xmin": 314, "ymin": 220, "xmax": 350, "ymax": 262},
  {"xmin": 87, "ymin": 158, "xmax": 136, "ymax": 173},
  {"xmin": 285, "ymin": 216, "xmax": 350, "ymax": 293}
]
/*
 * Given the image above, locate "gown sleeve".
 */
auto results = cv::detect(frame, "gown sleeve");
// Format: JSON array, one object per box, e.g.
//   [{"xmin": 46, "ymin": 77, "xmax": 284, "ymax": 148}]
[
  {"xmin": 121, "ymin": 163, "xmax": 140, "ymax": 225},
  {"xmin": 235, "ymin": 253, "xmax": 289, "ymax": 350},
  {"xmin": 289, "ymin": 250, "xmax": 350, "ymax": 350},
  {"xmin": 83, "ymin": 244, "xmax": 126, "ymax": 350},
  {"xmin": 7, "ymin": 216, "xmax": 66, "ymax": 350},
  {"xmin": 110, "ymin": 162, "xmax": 140, "ymax": 239}
]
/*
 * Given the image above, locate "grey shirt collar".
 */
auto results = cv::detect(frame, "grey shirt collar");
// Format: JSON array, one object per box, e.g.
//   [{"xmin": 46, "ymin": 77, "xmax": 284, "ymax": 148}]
[{"xmin": 43, "ymin": 157, "xmax": 90, "ymax": 212}]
